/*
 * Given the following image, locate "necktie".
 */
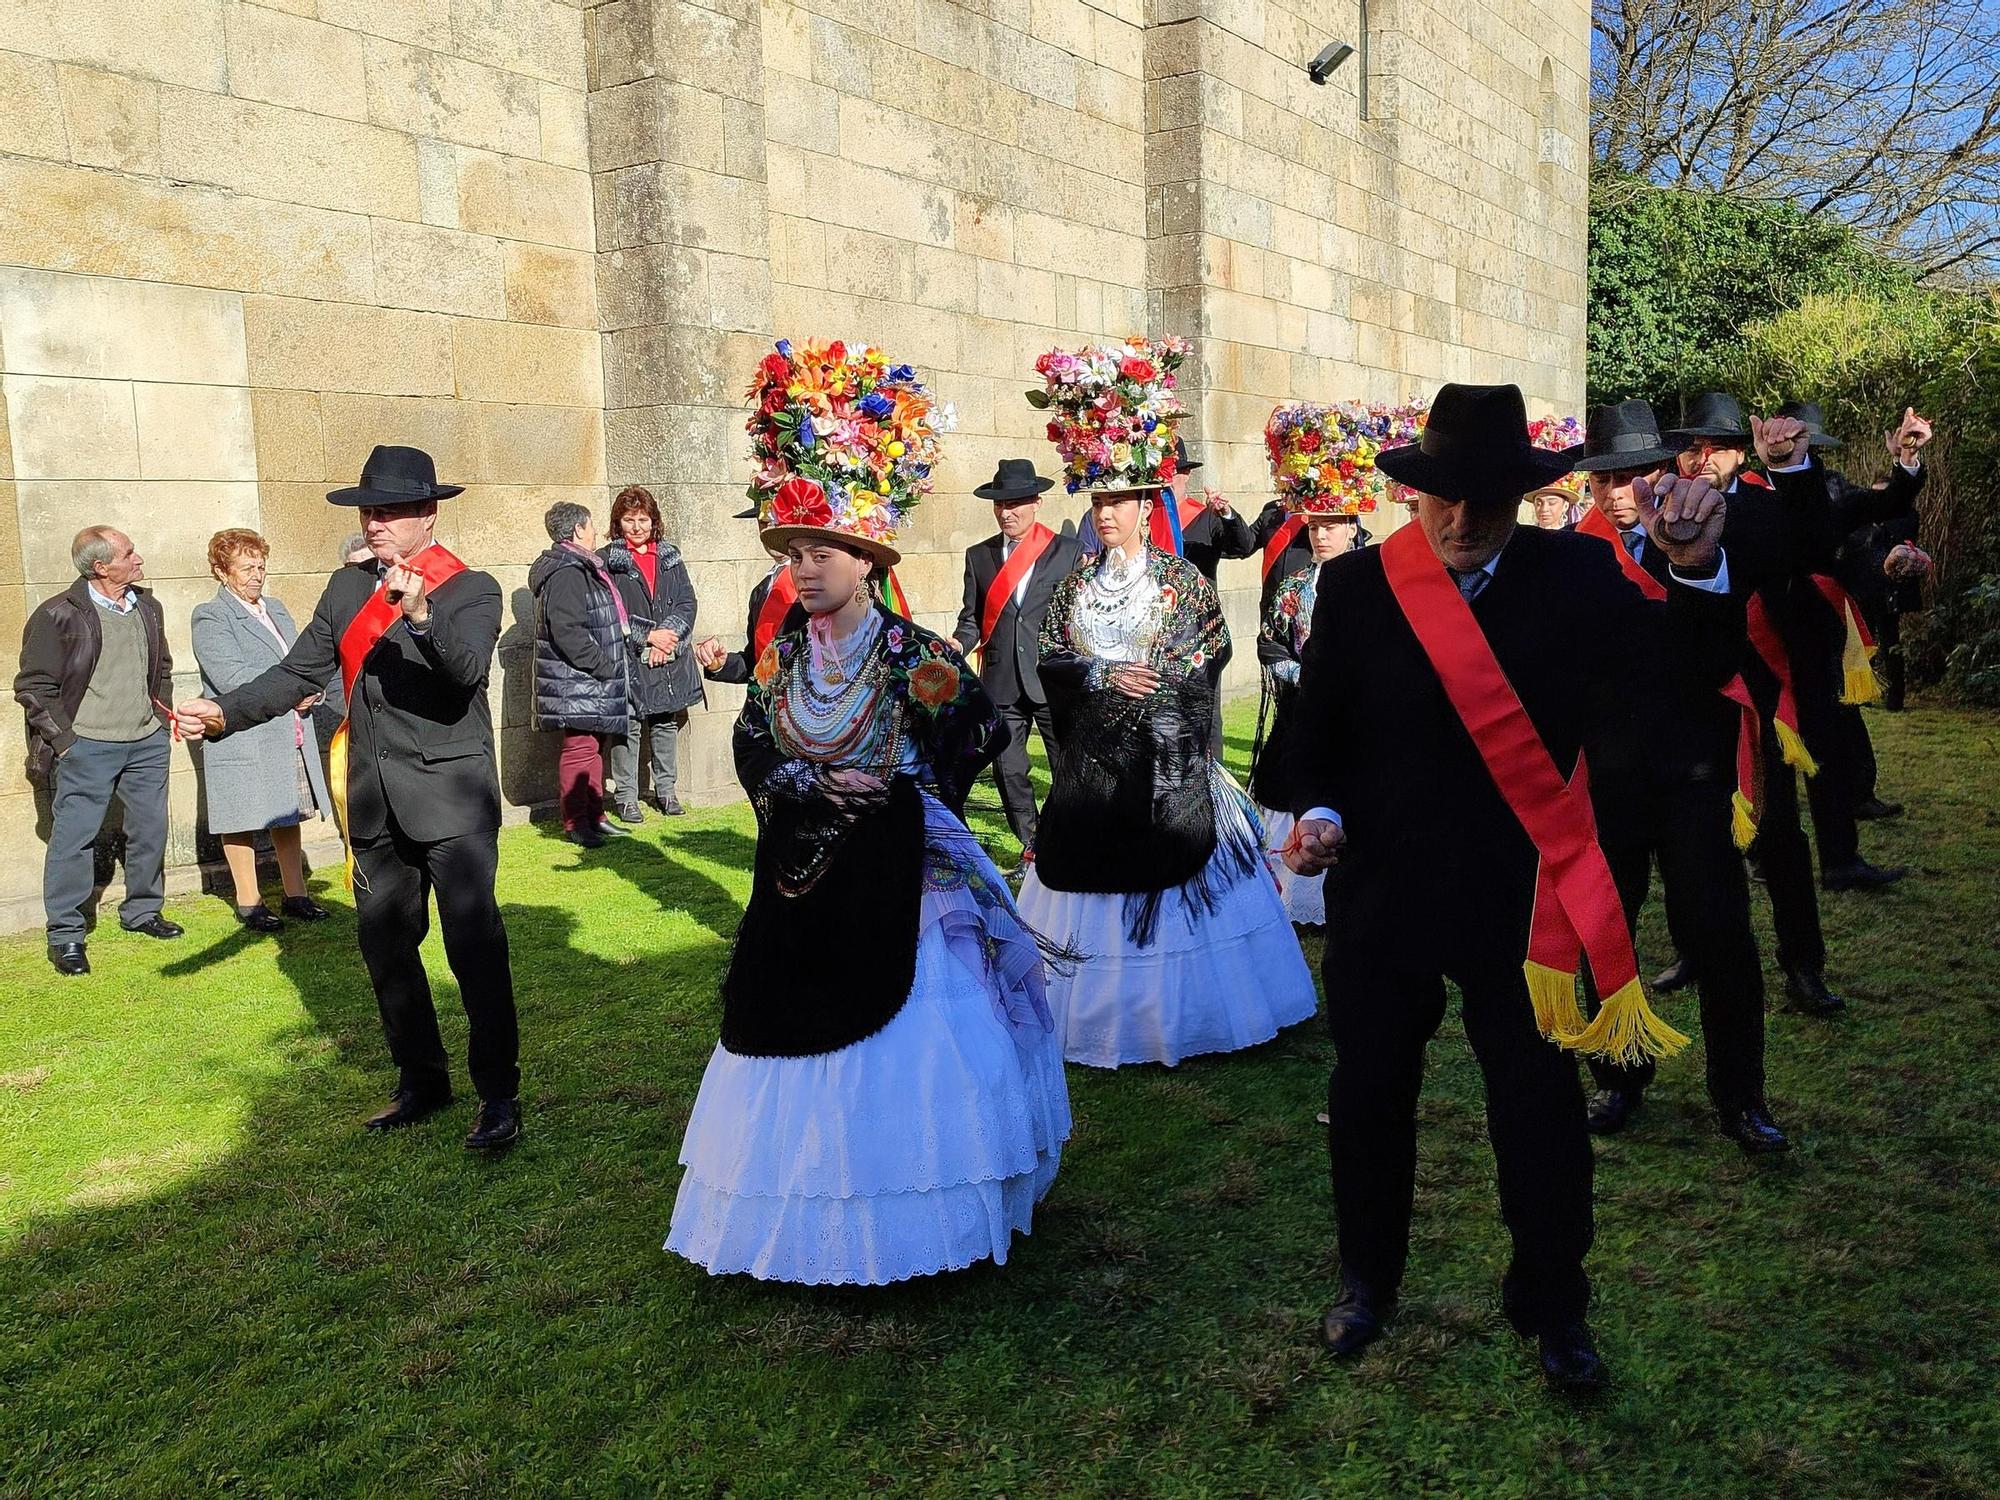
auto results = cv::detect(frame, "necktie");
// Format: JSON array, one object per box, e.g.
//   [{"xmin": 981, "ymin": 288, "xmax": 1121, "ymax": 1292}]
[
  {"xmin": 1621, "ymin": 529, "xmax": 1644, "ymax": 558},
  {"xmin": 1451, "ymin": 567, "xmax": 1489, "ymax": 602}
]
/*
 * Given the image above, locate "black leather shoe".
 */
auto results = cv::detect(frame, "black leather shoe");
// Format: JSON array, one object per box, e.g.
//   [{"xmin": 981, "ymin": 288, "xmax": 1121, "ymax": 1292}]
[
  {"xmin": 281, "ymin": 895, "xmax": 331, "ymax": 921},
  {"xmin": 565, "ymin": 827, "xmax": 607, "ymax": 848},
  {"xmin": 1782, "ymin": 964, "xmax": 1846, "ymax": 1016},
  {"xmin": 466, "ymin": 1098, "xmax": 522, "ymax": 1150},
  {"xmin": 122, "ymin": 915, "xmax": 184, "ymax": 939},
  {"xmin": 1538, "ymin": 1323, "xmax": 1608, "ymax": 1394},
  {"xmin": 656, "ymin": 796, "xmax": 686, "ymax": 816},
  {"xmin": 1821, "ymin": 859, "xmax": 1906, "ymax": 891},
  {"xmin": 365, "ymin": 1089, "xmax": 453, "ymax": 1131},
  {"xmin": 48, "ymin": 942, "xmax": 89, "ymax": 977},
  {"xmin": 1585, "ymin": 1088, "xmax": 1641, "ymax": 1136},
  {"xmin": 1720, "ymin": 1105, "xmax": 1791, "ymax": 1155},
  {"xmin": 593, "ymin": 819, "xmax": 632, "ymax": 839},
  {"xmin": 235, "ymin": 903, "xmax": 284, "ymax": 933},
  {"xmin": 1318, "ymin": 1284, "xmax": 1393, "ymax": 1359},
  {"xmin": 611, "ymin": 802, "xmax": 644, "ymax": 825},
  {"xmin": 1853, "ymin": 797, "xmax": 1904, "ymax": 821},
  {"xmin": 1652, "ymin": 956, "xmax": 1694, "ymax": 993}
]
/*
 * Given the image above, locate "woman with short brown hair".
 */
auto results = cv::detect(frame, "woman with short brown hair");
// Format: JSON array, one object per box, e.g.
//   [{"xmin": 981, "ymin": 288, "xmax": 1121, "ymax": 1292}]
[
  {"xmin": 190, "ymin": 528, "xmax": 333, "ymax": 930},
  {"xmin": 601, "ymin": 484, "xmax": 703, "ymax": 818}
]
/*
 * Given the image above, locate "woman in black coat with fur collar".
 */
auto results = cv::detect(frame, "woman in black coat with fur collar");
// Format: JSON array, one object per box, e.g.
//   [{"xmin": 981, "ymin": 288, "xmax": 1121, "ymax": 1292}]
[{"xmin": 601, "ymin": 486, "xmax": 704, "ymax": 817}]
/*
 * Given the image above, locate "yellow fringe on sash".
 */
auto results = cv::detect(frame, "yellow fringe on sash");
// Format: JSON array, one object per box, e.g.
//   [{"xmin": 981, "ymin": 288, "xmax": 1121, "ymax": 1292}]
[
  {"xmin": 1556, "ymin": 978, "xmax": 1690, "ymax": 1068},
  {"xmin": 1524, "ymin": 960, "xmax": 1588, "ymax": 1041},
  {"xmin": 327, "ymin": 719, "xmax": 362, "ymax": 893},
  {"xmin": 1731, "ymin": 789, "xmax": 1759, "ymax": 851},
  {"xmin": 1773, "ymin": 717, "xmax": 1819, "ymax": 777},
  {"xmin": 1838, "ymin": 607, "xmax": 1880, "ymax": 705}
]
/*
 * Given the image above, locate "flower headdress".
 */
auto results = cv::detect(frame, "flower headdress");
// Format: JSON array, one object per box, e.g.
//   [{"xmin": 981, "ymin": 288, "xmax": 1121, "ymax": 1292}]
[
  {"xmin": 1028, "ymin": 335, "xmax": 1190, "ymax": 493},
  {"xmin": 1266, "ymin": 401, "xmax": 1372, "ymax": 515},
  {"xmin": 1528, "ymin": 415, "xmax": 1586, "ymax": 496},
  {"xmin": 746, "ymin": 338, "xmax": 952, "ymax": 565}
]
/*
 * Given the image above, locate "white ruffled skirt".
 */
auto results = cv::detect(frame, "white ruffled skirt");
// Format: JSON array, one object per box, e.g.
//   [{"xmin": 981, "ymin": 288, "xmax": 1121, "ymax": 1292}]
[
  {"xmin": 1017, "ymin": 770, "xmax": 1320, "ymax": 1068},
  {"xmin": 666, "ymin": 796, "xmax": 1071, "ymax": 1285},
  {"xmin": 1258, "ymin": 808, "xmax": 1326, "ymax": 927}
]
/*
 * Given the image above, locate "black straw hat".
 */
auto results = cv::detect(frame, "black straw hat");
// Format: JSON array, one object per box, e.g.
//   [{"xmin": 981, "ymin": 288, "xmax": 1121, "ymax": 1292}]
[
  {"xmin": 1570, "ymin": 399, "xmax": 1682, "ymax": 473},
  {"xmin": 1372, "ymin": 383, "xmax": 1577, "ymax": 503},
  {"xmin": 972, "ymin": 457, "xmax": 1055, "ymax": 502},
  {"xmin": 326, "ymin": 445, "xmax": 462, "ymax": 506},
  {"xmin": 1775, "ymin": 399, "xmax": 1844, "ymax": 449},
  {"xmin": 1173, "ymin": 436, "xmax": 1202, "ymax": 474},
  {"xmin": 733, "ymin": 502, "xmax": 761, "ymax": 520},
  {"xmin": 1666, "ymin": 392, "xmax": 1753, "ymax": 445}
]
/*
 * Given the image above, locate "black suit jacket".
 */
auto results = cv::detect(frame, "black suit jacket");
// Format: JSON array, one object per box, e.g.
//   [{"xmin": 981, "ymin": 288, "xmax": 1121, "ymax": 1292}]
[
  {"xmin": 705, "ymin": 567, "xmax": 782, "ymax": 687},
  {"xmin": 215, "ymin": 562, "xmax": 503, "ymax": 843},
  {"xmin": 952, "ymin": 529, "xmax": 1082, "ymax": 704},
  {"xmin": 1286, "ymin": 527, "xmax": 1741, "ymax": 933},
  {"xmin": 1179, "ymin": 503, "xmax": 1255, "ymax": 583}
]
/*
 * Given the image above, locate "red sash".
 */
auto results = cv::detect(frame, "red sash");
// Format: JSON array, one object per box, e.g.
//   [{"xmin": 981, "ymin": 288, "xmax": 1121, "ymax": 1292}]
[
  {"xmin": 328, "ymin": 545, "xmax": 469, "ymax": 889},
  {"xmin": 1379, "ymin": 524, "xmax": 1687, "ymax": 1065},
  {"xmin": 1576, "ymin": 510, "xmax": 1765, "ymax": 847},
  {"xmin": 752, "ymin": 565, "xmax": 799, "ymax": 660},
  {"xmin": 1809, "ymin": 573, "xmax": 1880, "ymax": 704},
  {"xmin": 1261, "ymin": 514, "xmax": 1306, "ymax": 580},
  {"xmin": 1745, "ymin": 598, "xmax": 1818, "ymax": 777},
  {"xmin": 977, "ymin": 524, "xmax": 1054, "ymax": 655}
]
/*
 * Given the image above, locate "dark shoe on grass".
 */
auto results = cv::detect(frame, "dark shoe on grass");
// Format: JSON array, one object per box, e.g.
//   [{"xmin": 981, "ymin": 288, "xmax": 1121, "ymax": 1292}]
[
  {"xmin": 1720, "ymin": 1105, "xmax": 1791, "ymax": 1155},
  {"xmin": 609, "ymin": 803, "xmax": 643, "ymax": 825},
  {"xmin": 366, "ymin": 1088, "xmax": 453, "ymax": 1131},
  {"xmin": 565, "ymin": 827, "xmax": 607, "ymax": 849},
  {"xmin": 655, "ymin": 795, "xmax": 686, "ymax": 816},
  {"xmin": 1538, "ymin": 1323, "xmax": 1608, "ymax": 1395},
  {"xmin": 1319, "ymin": 1284, "xmax": 1393, "ymax": 1359},
  {"xmin": 281, "ymin": 895, "xmax": 331, "ymax": 921},
  {"xmin": 1821, "ymin": 859, "xmax": 1905, "ymax": 891},
  {"xmin": 122, "ymin": 915, "xmax": 184, "ymax": 939},
  {"xmin": 48, "ymin": 942, "xmax": 89, "ymax": 977},
  {"xmin": 1585, "ymin": 1088, "xmax": 1641, "ymax": 1136},
  {"xmin": 1782, "ymin": 964, "xmax": 1846, "ymax": 1017},
  {"xmin": 466, "ymin": 1099, "xmax": 521, "ymax": 1150},
  {"xmin": 1651, "ymin": 955, "xmax": 1694, "ymax": 993},
  {"xmin": 593, "ymin": 819, "xmax": 632, "ymax": 839},
  {"xmin": 1853, "ymin": 797, "xmax": 1903, "ymax": 821},
  {"xmin": 235, "ymin": 903, "xmax": 284, "ymax": 933}
]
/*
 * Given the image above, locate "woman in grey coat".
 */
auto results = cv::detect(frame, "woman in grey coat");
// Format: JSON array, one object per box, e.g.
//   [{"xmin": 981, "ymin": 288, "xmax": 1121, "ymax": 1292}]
[{"xmin": 191, "ymin": 529, "xmax": 334, "ymax": 931}]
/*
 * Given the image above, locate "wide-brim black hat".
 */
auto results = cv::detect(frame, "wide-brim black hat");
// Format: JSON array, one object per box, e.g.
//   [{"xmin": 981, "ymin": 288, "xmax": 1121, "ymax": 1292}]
[
  {"xmin": 1775, "ymin": 399, "xmax": 1844, "ymax": 449},
  {"xmin": 733, "ymin": 502, "xmax": 761, "ymax": 520},
  {"xmin": 1173, "ymin": 435, "xmax": 1202, "ymax": 473},
  {"xmin": 1570, "ymin": 399, "xmax": 1682, "ymax": 473},
  {"xmin": 1372, "ymin": 383, "xmax": 1577, "ymax": 503},
  {"xmin": 326, "ymin": 444, "xmax": 463, "ymax": 506},
  {"xmin": 973, "ymin": 457, "xmax": 1055, "ymax": 502},
  {"xmin": 1666, "ymin": 392, "xmax": 1752, "ymax": 444}
]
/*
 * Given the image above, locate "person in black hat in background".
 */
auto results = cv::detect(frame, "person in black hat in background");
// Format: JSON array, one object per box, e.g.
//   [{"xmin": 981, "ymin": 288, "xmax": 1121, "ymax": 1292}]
[
  {"xmin": 1566, "ymin": 400, "xmax": 1789, "ymax": 1153},
  {"xmin": 176, "ymin": 445, "xmax": 521, "ymax": 1151},
  {"xmin": 1279, "ymin": 383, "xmax": 1742, "ymax": 1393},
  {"xmin": 952, "ymin": 459, "xmax": 1081, "ymax": 858},
  {"xmin": 1165, "ymin": 436, "xmax": 1256, "ymax": 584},
  {"xmin": 692, "ymin": 504, "xmax": 795, "ymax": 687}
]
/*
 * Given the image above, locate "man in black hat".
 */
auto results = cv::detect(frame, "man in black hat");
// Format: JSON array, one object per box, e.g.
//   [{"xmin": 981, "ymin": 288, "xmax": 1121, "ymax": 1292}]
[
  {"xmin": 1166, "ymin": 436, "xmax": 1256, "ymax": 584},
  {"xmin": 1280, "ymin": 383, "xmax": 1741, "ymax": 1393},
  {"xmin": 1566, "ymin": 399, "xmax": 1788, "ymax": 1153},
  {"xmin": 175, "ymin": 445, "xmax": 522, "ymax": 1150},
  {"xmin": 692, "ymin": 504, "xmax": 795, "ymax": 686},
  {"xmin": 953, "ymin": 459, "xmax": 1081, "ymax": 856}
]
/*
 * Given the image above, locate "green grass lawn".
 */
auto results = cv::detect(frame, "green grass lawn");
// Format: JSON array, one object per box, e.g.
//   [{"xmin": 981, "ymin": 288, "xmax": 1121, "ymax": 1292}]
[{"xmin": 3, "ymin": 702, "xmax": 1997, "ymax": 1497}]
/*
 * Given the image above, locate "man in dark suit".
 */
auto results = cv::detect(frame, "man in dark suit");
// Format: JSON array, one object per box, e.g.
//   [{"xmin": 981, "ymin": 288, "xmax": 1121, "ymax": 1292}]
[
  {"xmin": 952, "ymin": 459, "xmax": 1080, "ymax": 855},
  {"xmin": 1166, "ymin": 437, "xmax": 1256, "ymax": 583},
  {"xmin": 1566, "ymin": 401, "xmax": 1788, "ymax": 1154},
  {"xmin": 1281, "ymin": 384, "xmax": 1741, "ymax": 1394},
  {"xmin": 694, "ymin": 504, "xmax": 794, "ymax": 687},
  {"xmin": 176, "ymin": 446, "xmax": 521, "ymax": 1150}
]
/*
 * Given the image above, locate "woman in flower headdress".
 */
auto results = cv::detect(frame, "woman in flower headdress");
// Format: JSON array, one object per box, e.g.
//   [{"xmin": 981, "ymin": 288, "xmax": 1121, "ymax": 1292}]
[
  {"xmin": 665, "ymin": 340, "xmax": 1069, "ymax": 1284},
  {"xmin": 1014, "ymin": 339, "xmax": 1318, "ymax": 1068},
  {"xmin": 1248, "ymin": 402, "xmax": 1377, "ymax": 927}
]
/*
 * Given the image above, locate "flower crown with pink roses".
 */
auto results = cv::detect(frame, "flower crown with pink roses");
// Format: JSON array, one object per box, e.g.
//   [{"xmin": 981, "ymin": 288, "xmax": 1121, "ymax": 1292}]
[
  {"xmin": 1028, "ymin": 335, "xmax": 1190, "ymax": 494},
  {"xmin": 746, "ymin": 338, "xmax": 954, "ymax": 565},
  {"xmin": 1528, "ymin": 415, "xmax": 1586, "ymax": 496}
]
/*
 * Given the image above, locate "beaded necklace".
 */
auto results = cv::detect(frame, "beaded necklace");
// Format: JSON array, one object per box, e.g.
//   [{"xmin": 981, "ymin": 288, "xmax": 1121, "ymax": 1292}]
[
  {"xmin": 772, "ymin": 611, "xmax": 904, "ymax": 768},
  {"xmin": 1073, "ymin": 544, "xmax": 1163, "ymax": 664}
]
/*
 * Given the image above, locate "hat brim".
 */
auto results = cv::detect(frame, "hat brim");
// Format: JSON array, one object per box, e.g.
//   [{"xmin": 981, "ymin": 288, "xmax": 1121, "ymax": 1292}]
[
  {"xmin": 325, "ymin": 483, "xmax": 462, "ymax": 506},
  {"xmin": 1372, "ymin": 443, "xmax": 1576, "ymax": 503},
  {"xmin": 759, "ymin": 524, "xmax": 901, "ymax": 567},
  {"xmin": 1664, "ymin": 427, "xmax": 1752, "ymax": 446},
  {"xmin": 1805, "ymin": 430, "xmax": 1844, "ymax": 449},
  {"xmin": 1083, "ymin": 483, "xmax": 1166, "ymax": 499},
  {"xmin": 972, "ymin": 477, "xmax": 1055, "ymax": 501},
  {"xmin": 733, "ymin": 503, "xmax": 761, "ymax": 520},
  {"xmin": 1569, "ymin": 444, "xmax": 1681, "ymax": 473}
]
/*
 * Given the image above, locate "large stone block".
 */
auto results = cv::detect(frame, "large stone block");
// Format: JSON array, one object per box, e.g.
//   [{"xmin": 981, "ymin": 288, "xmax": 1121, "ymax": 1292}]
[
  {"xmin": 242, "ymin": 296, "xmax": 454, "ymax": 397},
  {"xmin": 452, "ymin": 0, "xmax": 588, "ymax": 88},
  {"xmin": 371, "ymin": 220, "xmax": 510, "ymax": 320},
  {"xmin": 133, "ymin": 383, "xmax": 258, "ymax": 482},
  {"xmin": 361, "ymin": 37, "xmax": 543, "ymax": 158},
  {"xmin": 14, "ymin": 480, "xmax": 260, "ymax": 585},
  {"xmin": 1, "ymin": 376, "xmax": 139, "ymax": 481},
  {"xmin": 503, "ymin": 242, "xmax": 597, "ymax": 327},
  {"xmin": 0, "ymin": 49, "xmax": 65, "ymax": 162},
  {"xmin": 317, "ymin": 0, "xmax": 453, "ymax": 50},
  {"xmin": 250, "ymin": 389, "xmax": 326, "ymax": 482},
  {"xmin": 226, "ymin": 3, "xmax": 370, "ymax": 121},
  {"xmin": 0, "ymin": 267, "xmax": 249, "ymax": 385},
  {"xmin": 158, "ymin": 88, "xmax": 422, "ymax": 221},
  {"xmin": 451, "ymin": 319, "xmax": 605, "ymax": 407},
  {"xmin": 595, "ymin": 160, "xmax": 768, "ymax": 257},
  {"xmin": 596, "ymin": 243, "xmax": 709, "ymax": 333},
  {"xmin": 457, "ymin": 150, "xmax": 596, "ymax": 252},
  {"xmin": 540, "ymin": 81, "xmax": 590, "ymax": 170},
  {"xmin": 473, "ymin": 402, "xmax": 607, "ymax": 487},
  {"xmin": 55, "ymin": 65, "xmax": 161, "ymax": 175},
  {"xmin": 3, "ymin": 0, "xmax": 228, "ymax": 91},
  {"xmin": 316, "ymin": 393, "xmax": 483, "ymax": 485}
]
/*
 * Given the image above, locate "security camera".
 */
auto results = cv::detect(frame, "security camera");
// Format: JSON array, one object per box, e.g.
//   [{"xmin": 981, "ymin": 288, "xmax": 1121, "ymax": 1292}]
[{"xmin": 1308, "ymin": 41, "xmax": 1355, "ymax": 84}]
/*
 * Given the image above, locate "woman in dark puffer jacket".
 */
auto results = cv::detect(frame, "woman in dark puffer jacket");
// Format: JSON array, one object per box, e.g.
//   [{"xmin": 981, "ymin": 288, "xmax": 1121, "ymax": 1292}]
[{"xmin": 530, "ymin": 501, "xmax": 633, "ymax": 847}]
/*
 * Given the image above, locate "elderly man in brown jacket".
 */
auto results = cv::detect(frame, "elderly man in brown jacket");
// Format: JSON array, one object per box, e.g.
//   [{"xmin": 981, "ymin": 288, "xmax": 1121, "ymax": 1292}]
[{"xmin": 14, "ymin": 526, "xmax": 185, "ymax": 976}]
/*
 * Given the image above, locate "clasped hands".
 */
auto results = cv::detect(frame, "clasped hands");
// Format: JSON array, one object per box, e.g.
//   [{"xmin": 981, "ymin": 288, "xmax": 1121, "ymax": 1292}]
[
  {"xmin": 820, "ymin": 766, "xmax": 889, "ymax": 819},
  {"xmin": 692, "ymin": 636, "xmax": 727, "ymax": 673},
  {"xmin": 1628, "ymin": 472, "xmax": 1727, "ymax": 572}
]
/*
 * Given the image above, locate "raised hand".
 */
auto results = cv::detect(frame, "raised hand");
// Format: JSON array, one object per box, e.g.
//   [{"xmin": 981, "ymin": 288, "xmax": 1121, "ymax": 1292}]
[
  {"xmin": 175, "ymin": 696, "xmax": 225, "ymax": 741},
  {"xmin": 382, "ymin": 554, "xmax": 430, "ymax": 622},
  {"xmin": 693, "ymin": 637, "xmax": 726, "ymax": 673},
  {"xmin": 1632, "ymin": 473, "xmax": 1726, "ymax": 572},
  {"xmin": 1750, "ymin": 413, "xmax": 1809, "ymax": 469},
  {"xmin": 1202, "ymin": 487, "xmax": 1233, "ymax": 517},
  {"xmin": 1886, "ymin": 407, "xmax": 1933, "ymax": 462}
]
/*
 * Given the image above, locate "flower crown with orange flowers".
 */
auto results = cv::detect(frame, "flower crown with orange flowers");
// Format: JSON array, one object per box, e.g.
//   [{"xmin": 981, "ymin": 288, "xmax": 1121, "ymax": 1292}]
[{"xmin": 1028, "ymin": 335, "xmax": 1189, "ymax": 494}]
